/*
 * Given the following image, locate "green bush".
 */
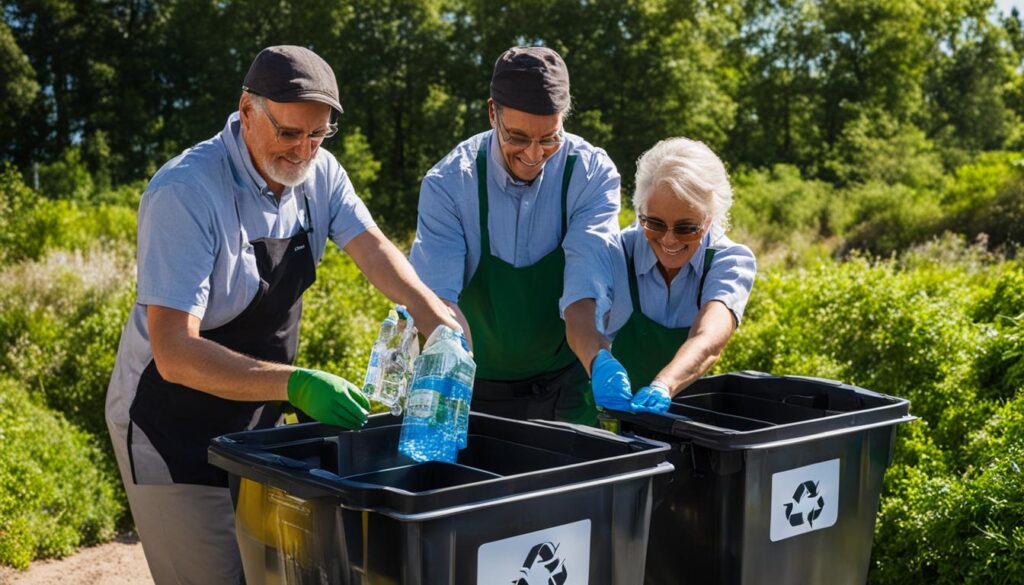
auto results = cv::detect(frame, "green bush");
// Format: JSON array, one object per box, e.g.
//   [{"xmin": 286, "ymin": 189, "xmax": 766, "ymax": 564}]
[
  {"xmin": 715, "ymin": 254, "xmax": 987, "ymax": 432},
  {"xmin": 730, "ymin": 164, "xmax": 844, "ymax": 267},
  {"xmin": 0, "ymin": 165, "xmax": 43, "ymax": 265},
  {"xmin": 840, "ymin": 181, "xmax": 945, "ymax": 257},
  {"xmin": 0, "ymin": 378, "xmax": 122, "ymax": 569},
  {"xmin": 872, "ymin": 395, "xmax": 1024, "ymax": 585},
  {"xmin": 0, "ymin": 249, "xmax": 135, "ymax": 439}
]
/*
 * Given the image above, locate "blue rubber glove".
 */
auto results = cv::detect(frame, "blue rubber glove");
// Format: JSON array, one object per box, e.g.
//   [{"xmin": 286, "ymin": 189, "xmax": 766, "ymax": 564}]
[
  {"xmin": 631, "ymin": 381, "xmax": 672, "ymax": 414},
  {"xmin": 590, "ymin": 349, "xmax": 634, "ymax": 412}
]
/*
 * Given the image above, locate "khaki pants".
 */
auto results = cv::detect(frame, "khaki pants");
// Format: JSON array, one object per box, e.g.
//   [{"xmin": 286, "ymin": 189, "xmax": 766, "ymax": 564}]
[{"xmin": 109, "ymin": 421, "xmax": 244, "ymax": 585}]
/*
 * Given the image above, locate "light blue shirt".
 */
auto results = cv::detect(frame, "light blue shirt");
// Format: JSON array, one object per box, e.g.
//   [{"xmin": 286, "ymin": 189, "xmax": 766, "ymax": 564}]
[
  {"xmin": 604, "ymin": 223, "xmax": 757, "ymax": 336},
  {"xmin": 409, "ymin": 130, "xmax": 621, "ymax": 313},
  {"xmin": 106, "ymin": 112, "xmax": 375, "ymax": 482}
]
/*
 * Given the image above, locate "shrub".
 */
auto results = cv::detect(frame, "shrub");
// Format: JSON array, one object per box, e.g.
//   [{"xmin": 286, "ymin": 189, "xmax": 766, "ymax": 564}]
[
  {"xmin": 716, "ymin": 254, "xmax": 986, "ymax": 428},
  {"xmin": 0, "ymin": 165, "xmax": 42, "ymax": 265},
  {"xmin": 941, "ymin": 152, "xmax": 1024, "ymax": 250},
  {"xmin": 840, "ymin": 181, "xmax": 945, "ymax": 257},
  {"xmin": 0, "ymin": 249, "xmax": 135, "ymax": 439},
  {"xmin": 731, "ymin": 164, "xmax": 844, "ymax": 266},
  {"xmin": 0, "ymin": 378, "xmax": 122, "ymax": 569},
  {"xmin": 872, "ymin": 395, "xmax": 1024, "ymax": 585}
]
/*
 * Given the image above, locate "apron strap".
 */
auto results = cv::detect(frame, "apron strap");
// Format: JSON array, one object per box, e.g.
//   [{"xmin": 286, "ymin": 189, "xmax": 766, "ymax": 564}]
[
  {"xmin": 696, "ymin": 247, "xmax": 717, "ymax": 308},
  {"xmin": 475, "ymin": 147, "xmax": 492, "ymax": 256},
  {"xmin": 626, "ymin": 249, "xmax": 641, "ymax": 313},
  {"xmin": 560, "ymin": 154, "xmax": 577, "ymax": 241}
]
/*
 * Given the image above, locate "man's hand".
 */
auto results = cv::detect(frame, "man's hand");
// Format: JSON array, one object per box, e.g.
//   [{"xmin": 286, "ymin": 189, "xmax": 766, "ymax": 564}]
[
  {"xmin": 287, "ymin": 368, "xmax": 370, "ymax": 429},
  {"xmin": 590, "ymin": 349, "xmax": 634, "ymax": 412}
]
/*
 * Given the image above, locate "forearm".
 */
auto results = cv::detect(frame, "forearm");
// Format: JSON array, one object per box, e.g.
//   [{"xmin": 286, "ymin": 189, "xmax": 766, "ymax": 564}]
[
  {"xmin": 347, "ymin": 229, "xmax": 460, "ymax": 336},
  {"xmin": 654, "ymin": 301, "xmax": 735, "ymax": 395},
  {"xmin": 564, "ymin": 298, "xmax": 611, "ymax": 376},
  {"xmin": 153, "ymin": 334, "xmax": 293, "ymax": 401},
  {"xmin": 148, "ymin": 304, "xmax": 291, "ymax": 401},
  {"xmin": 653, "ymin": 341, "xmax": 721, "ymax": 396}
]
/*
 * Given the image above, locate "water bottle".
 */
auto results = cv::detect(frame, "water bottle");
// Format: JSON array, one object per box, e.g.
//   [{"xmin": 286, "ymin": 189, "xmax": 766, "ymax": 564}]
[
  {"xmin": 362, "ymin": 308, "xmax": 398, "ymax": 401},
  {"xmin": 377, "ymin": 307, "xmax": 419, "ymax": 415},
  {"xmin": 398, "ymin": 326, "xmax": 475, "ymax": 463},
  {"xmin": 362, "ymin": 306, "xmax": 419, "ymax": 415}
]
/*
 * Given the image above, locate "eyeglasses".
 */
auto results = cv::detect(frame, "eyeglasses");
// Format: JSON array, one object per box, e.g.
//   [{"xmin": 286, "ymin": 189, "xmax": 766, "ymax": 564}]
[
  {"xmin": 639, "ymin": 214, "xmax": 708, "ymax": 241},
  {"xmin": 495, "ymin": 107, "xmax": 564, "ymax": 150},
  {"xmin": 254, "ymin": 98, "xmax": 338, "ymax": 146}
]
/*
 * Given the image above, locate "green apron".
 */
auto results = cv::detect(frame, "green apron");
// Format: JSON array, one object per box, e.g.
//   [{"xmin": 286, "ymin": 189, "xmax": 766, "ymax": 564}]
[
  {"xmin": 459, "ymin": 146, "xmax": 597, "ymax": 425},
  {"xmin": 612, "ymin": 246, "xmax": 717, "ymax": 390}
]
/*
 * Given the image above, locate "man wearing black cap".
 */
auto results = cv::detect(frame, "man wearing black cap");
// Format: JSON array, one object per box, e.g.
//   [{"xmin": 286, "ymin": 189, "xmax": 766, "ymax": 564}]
[
  {"xmin": 410, "ymin": 46, "xmax": 634, "ymax": 425},
  {"xmin": 105, "ymin": 45, "xmax": 462, "ymax": 584}
]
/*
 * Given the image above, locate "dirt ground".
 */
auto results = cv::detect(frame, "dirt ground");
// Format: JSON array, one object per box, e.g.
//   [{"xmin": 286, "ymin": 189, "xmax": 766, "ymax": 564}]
[{"xmin": 0, "ymin": 534, "xmax": 154, "ymax": 585}]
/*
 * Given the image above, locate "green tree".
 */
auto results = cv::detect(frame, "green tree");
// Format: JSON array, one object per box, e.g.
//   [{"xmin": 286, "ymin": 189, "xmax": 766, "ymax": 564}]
[{"xmin": 0, "ymin": 19, "xmax": 39, "ymax": 162}]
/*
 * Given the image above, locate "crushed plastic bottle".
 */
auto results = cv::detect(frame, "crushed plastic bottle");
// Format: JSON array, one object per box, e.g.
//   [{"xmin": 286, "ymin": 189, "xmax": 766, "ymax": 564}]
[
  {"xmin": 363, "ymin": 306, "xmax": 418, "ymax": 415},
  {"xmin": 398, "ymin": 325, "xmax": 476, "ymax": 463}
]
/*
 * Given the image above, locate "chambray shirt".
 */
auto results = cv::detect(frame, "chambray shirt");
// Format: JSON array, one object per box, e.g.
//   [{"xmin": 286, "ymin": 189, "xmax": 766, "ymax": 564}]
[
  {"xmin": 604, "ymin": 223, "xmax": 757, "ymax": 336},
  {"xmin": 106, "ymin": 112, "xmax": 375, "ymax": 483},
  {"xmin": 409, "ymin": 131, "xmax": 621, "ymax": 313}
]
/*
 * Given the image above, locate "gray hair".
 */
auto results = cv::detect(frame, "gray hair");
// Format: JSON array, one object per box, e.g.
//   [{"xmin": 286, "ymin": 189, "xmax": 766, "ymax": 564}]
[{"xmin": 632, "ymin": 137, "xmax": 733, "ymax": 231}]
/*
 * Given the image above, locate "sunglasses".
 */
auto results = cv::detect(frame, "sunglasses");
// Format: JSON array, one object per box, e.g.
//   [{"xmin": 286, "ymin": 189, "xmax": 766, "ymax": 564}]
[{"xmin": 638, "ymin": 214, "xmax": 708, "ymax": 242}]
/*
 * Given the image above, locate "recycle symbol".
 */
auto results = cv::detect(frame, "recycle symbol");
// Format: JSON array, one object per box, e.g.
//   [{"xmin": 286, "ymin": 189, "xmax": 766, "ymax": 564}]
[
  {"xmin": 783, "ymin": 480, "xmax": 825, "ymax": 528},
  {"xmin": 513, "ymin": 541, "xmax": 568, "ymax": 585}
]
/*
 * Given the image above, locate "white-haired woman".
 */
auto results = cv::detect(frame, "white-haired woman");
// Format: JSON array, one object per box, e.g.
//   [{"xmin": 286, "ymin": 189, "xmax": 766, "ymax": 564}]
[{"xmin": 608, "ymin": 137, "xmax": 756, "ymax": 413}]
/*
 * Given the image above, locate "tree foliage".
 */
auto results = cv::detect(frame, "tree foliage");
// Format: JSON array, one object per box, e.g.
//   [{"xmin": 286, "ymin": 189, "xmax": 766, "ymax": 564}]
[{"xmin": 3, "ymin": 0, "xmax": 1019, "ymax": 229}]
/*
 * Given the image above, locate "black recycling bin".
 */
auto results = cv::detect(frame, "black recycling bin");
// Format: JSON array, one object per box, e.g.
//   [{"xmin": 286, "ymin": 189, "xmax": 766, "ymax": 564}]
[
  {"xmin": 615, "ymin": 371, "xmax": 915, "ymax": 585},
  {"xmin": 209, "ymin": 412, "xmax": 673, "ymax": 585}
]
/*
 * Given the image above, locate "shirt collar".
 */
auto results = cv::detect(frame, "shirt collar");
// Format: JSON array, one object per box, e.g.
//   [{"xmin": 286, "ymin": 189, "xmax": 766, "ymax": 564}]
[
  {"xmin": 631, "ymin": 221, "xmax": 712, "ymax": 282},
  {"xmin": 222, "ymin": 111, "xmax": 295, "ymax": 204}
]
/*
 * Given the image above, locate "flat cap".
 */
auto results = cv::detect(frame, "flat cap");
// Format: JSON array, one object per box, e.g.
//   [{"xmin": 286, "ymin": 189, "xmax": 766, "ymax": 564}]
[
  {"xmin": 490, "ymin": 46, "xmax": 570, "ymax": 115},
  {"xmin": 243, "ymin": 45, "xmax": 343, "ymax": 115}
]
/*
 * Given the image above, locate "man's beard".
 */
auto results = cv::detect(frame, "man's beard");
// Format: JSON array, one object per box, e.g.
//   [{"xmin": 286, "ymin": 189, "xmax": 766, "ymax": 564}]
[{"xmin": 263, "ymin": 153, "xmax": 314, "ymax": 187}]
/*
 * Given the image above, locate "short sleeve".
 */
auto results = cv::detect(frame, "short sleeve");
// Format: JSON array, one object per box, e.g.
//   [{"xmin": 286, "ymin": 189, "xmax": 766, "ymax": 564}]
[
  {"xmin": 409, "ymin": 171, "xmax": 469, "ymax": 303},
  {"xmin": 702, "ymin": 243, "xmax": 757, "ymax": 325},
  {"xmin": 136, "ymin": 183, "xmax": 216, "ymax": 318},
  {"xmin": 328, "ymin": 166, "xmax": 376, "ymax": 250}
]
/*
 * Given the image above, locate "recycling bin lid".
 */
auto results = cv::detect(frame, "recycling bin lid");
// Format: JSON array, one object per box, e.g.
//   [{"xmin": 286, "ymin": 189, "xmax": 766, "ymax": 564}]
[{"xmin": 614, "ymin": 371, "xmax": 915, "ymax": 450}]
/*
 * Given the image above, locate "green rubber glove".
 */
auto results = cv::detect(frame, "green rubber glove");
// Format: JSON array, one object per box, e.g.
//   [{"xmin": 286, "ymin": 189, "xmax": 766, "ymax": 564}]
[{"xmin": 287, "ymin": 368, "xmax": 370, "ymax": 429}]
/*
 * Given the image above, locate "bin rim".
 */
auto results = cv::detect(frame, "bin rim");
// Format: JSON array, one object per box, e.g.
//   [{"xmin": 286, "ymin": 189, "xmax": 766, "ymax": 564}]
[
  {"xmin": 364, "ymin": 461, "xmax": 674, "ymax": 521},
  {"xmin": 209, "ymin": 414, "xmax": 672, "ymax": 515},
  {"xmin": 613, "ymin": 371, "xmax": 916, "ymax": 450}
]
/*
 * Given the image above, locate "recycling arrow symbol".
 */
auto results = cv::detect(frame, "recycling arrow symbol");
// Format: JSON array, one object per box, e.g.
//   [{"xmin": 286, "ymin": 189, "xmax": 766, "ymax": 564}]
[{"xmin": 783, "ymin": 480, "xmax": 825, "ymax": 528}]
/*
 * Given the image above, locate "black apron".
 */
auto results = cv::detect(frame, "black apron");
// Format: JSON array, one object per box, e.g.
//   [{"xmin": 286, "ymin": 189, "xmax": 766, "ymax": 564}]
[{"xmin": 128, "ymin": 191, "xmax": 317, "ymax": 487}]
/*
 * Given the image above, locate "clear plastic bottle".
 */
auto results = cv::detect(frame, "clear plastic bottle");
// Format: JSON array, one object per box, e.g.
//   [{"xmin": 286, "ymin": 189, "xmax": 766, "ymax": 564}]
[
  {"xmin": 398, "ymin": 326, "xmax": 475, "ymax": 462},
  {"xmin": 362, "ymin": 308, "xmax": 398, "ymax": 401},
  {"xmin": 377, "ymin": 307, "xmax": 419, "ymax": 415}
]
